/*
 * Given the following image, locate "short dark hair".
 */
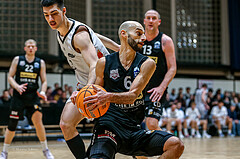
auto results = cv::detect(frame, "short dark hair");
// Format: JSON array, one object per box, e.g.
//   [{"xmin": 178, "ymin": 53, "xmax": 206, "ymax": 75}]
[
  {"xmin": 202, "ymin": 83, "xmax": 207, "ymax": 88},
  {"xmin": 40, "ymin": 0, "xmax": 64, "ymax": 10}
]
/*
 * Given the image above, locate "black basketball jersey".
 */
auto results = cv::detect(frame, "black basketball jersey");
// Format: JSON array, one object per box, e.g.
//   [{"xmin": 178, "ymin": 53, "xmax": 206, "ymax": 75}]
[
  {"xmin": 14, "ymin": 55, "xmax": 41, "ymax": 96},
  {"xmin": 97, "ymin": 52, "xmax": 148, "ymax": 130},
  {"xmin": 141, "ymin": 32, "xmax": 167, "ymax": 90}
]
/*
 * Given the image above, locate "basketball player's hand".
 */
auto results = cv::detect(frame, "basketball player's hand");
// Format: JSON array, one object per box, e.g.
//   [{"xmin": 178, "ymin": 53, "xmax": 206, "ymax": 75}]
[
  {"xmin": 17, "ymin": 83, "xmax": 28, "ymax": 95},
  {"xmin": 204, "ymin": 104, "xmax": 210, "ymax": 110},
  {"xmin": 37, "ymin": 91, "xmax": 47, "ymax": 102},
  {"xmin": 84, "ymin": 85, "xmax": 108, "ymax": 111},
  {"xmin": 70, "ymin": 91, "xmax": 79, "ymax": 105},
  {"xmin": 147, "ymin": 86, "xmax": 164, "ymax": 102}
]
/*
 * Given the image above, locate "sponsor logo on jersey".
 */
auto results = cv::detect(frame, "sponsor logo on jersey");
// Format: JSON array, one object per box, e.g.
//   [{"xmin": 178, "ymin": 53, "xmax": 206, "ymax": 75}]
[
  {"xmin": 146, "ymin": 130, "xmax": 155, "ymax": 134},
  {"xmin": 19, "ymin": 61, "xmax": 25, "ymax": 66},
  {"xmin": 133, "ymin": 67, "xmax": 140, "ymax": 78},
  {"xmin": 154, "ymin": 41, "xmax": 161, "ymax": 49},
  {"xmin": 110, "ymin": 69, "xmax": 120, "ymax": 80},
  {"xmin": 20, "ymin": 72, "xmax": 37, "ymax": 79},
  {"xmin": 97, "ymin": 50, "xmax": 103, "ymax": 58},
  {"xmin": 68, "ymin": 53, "xmax": 75, "ymax": 58},
  {"xmin": 34, "ymin": 62, "xmax": 39, "ymax": 68},
  {"xmin": 147, "ymin": 56, "xmax": 158, "ymax": 64},
  {"xmin": 11, "ymin": 111, "xmax": 18, "ymax": 115}
]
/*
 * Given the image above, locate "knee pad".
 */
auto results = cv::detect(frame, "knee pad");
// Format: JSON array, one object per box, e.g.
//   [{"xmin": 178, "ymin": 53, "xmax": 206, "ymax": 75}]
[
  {"xmin": 8, "ymin": 118, "xmax": 19, "ymax": 131},
  {"xmin": 89, "ymin": 138, "xmax": 116, "ymax": 159}
]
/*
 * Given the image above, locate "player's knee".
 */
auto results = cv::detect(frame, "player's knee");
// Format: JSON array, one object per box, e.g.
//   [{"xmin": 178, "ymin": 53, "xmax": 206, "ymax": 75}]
[
  {"xmin": 164, "ymin": 137, "xmax": 184, "ymax": 157},
  {"xmin": 8, "ymin": 118, "xmax": 19, "ymax": 131},
  {"xmin": 59, "ymin": 120, "xmax": 70, "ymax": 132}
]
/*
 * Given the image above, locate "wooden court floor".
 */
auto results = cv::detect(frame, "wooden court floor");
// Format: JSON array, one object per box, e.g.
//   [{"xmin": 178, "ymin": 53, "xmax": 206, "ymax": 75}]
[{"xmin": 1, "ymin": 137, "xmax": 240, "ymax": 159}]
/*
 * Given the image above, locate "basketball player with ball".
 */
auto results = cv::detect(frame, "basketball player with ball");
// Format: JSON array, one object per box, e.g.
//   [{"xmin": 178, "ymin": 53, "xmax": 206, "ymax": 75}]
[
  {"xmin": 84, "ymin": 21, "xmax": 184, "ymax": 159},
  {"xmin": 41, "ymin": 0, "xmax": 119, "ymax": 158}
]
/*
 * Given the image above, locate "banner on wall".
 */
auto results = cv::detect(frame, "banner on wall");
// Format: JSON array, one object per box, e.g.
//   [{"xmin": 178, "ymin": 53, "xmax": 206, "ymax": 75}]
[{"xmin": 198, "ymin": 79, "xmax": 213, "ymax": 89}]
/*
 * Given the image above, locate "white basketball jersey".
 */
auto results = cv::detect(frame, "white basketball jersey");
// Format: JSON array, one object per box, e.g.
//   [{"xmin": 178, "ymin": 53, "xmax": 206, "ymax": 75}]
[{"xmin": 57, "ymin": 19, "xmax": 109, "ymax": 88}]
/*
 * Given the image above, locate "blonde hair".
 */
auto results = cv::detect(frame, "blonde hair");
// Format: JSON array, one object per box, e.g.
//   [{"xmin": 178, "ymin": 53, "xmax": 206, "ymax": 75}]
[{"xmin": 24, "ymin": 39, "xmax": 37, "ymax": 46}]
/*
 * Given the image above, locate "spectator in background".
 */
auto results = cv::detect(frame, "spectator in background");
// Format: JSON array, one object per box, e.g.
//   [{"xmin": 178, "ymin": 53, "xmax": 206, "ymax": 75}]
[
  {"xmin": 166, "ymin": 103, "xmax": 184, "ymax": 138},
  {"xmin": 63, "ymin": 84, "xmax": 68, "ymax": 92},
  {"xmin": 184, "ymin": 87, "xmax": 191, "ymax": 107},
  {"xmin": 211, "ymin": 100, "xmax": 233, "ymax": 137},
  {"xmin": 214, "ymin": 88, "xmax": 223, "ymax": 99},
  {"xmin": 53, "ymin": 88, "xmax": 63, "ymax": 102},
  {"xmin": 66, "ymin": 86, "xmax": 73, "ymax": 99},
  {"xmin": 57, "ymin": 91, "xmax": 67, "ymax": 108},
  {"xmin": 169, "ymin": 88, "xmax": 177, "ymax": 102},
  {"xmin": 223, "ymin": 91, "xmax": 231, "ymax": 108},
  {"xmin": 158, "ymin": 108, "xmax": 168, "ymax": 129},
  {"xmin": 206, "ymin": 88, "xmax": 214, "ymax": 114},
  {"xmin": 8, "ymin": 87, "xmax": 13, "ymax": 97},
  {"xmin": 51, "ymin": 82, "xmax": 60, "ymax": 97},
  {"xmin": 178, "ymin": 87, "xmax": 183, "ymax": 97},
  {"xmin": 0, "ymin": 90, "xmax": 11, "ymax": 107},
  {"xmin": 195, "ymin": 84, "xmax": 209, "ymax": 119},
  {"xmin": 228, "ymin": 104, "xmax": 240, "ymax": 136},
  {"xmin": 232, "ymin": 97, "xmax": 240, "ymax": 110},
  {"xmin": 176, "ymin": 94, "xmax": 186, "ymax": 111},
  {"xmin": 184, "ymin": 102, "xmax": 211, "ymax": 138}
]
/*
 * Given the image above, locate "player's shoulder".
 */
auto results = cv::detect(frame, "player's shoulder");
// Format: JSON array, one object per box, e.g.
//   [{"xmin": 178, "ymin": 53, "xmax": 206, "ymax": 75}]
[{"xmin": 162, "ymin": 34, "xmax": 173, "ymax": 44}]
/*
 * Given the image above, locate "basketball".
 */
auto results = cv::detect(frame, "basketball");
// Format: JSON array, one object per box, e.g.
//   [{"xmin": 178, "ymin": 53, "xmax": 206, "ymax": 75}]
[{"xmin": 76, "ymin": 84, "xmax": 110, "ymax": 118}]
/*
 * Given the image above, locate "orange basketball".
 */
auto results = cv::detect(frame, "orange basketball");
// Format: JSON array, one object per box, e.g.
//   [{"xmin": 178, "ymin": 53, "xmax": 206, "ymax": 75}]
[{"xmin": 76, "ymin": 84, "xmax": 110, "ymax": 118}]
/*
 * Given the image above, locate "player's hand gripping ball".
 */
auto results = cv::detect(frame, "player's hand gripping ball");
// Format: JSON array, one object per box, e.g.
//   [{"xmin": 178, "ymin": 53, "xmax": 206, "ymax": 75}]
[{"xmin": 76, "ymin": 84, "xmax": 110, "ymax": 118}]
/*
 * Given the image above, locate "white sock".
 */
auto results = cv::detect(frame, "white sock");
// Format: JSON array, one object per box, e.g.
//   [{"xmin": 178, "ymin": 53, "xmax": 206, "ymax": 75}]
[
  {"xmin": 218, "ymin": 129, "xmax": 222, "ymax": 134},
  {"xmin": 191, "ymin": 128, "xmax": 195, "ymax": 136},
  {"xmin": 228, "ymin": 129, "xmax": 232, "ymax": 134},
  {"xmin": 196, "ymin": 130, "xmax": 200, "ymax": 135},
  {"xmin": 184, "ymin": 128, "xmax": 189, "ymax": 135},
  {"xmin": 179, "ymin": 131, "xmax": 183, "ymax": 136},
  {"xmin": 3, "ymin": 143, "xmax": 10, "ymax": 152},
  {"xmin": 203, "ymin": 130, "xmax": 207, "ymax": 135},
  {"xmin": 40, "ymin": 140, "xmax": 48, "ymax": 151}
]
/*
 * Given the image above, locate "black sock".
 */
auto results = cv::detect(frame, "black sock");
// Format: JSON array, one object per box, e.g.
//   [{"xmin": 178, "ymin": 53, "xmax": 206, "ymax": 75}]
[{"xmin": 66, "ymin": 134, "xmax": 86, "ymax": 159}]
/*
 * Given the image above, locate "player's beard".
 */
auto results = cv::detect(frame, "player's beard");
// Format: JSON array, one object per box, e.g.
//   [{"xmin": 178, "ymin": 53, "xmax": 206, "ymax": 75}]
[{"xmin": 128, "ymin": 35, "xmax": 142, "ymax": 52}]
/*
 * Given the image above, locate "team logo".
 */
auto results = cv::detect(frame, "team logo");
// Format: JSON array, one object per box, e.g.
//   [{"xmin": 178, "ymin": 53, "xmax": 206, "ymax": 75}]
[
  {"xmin": 11, "ymin": 111, "xmax": 18, "ymax": 115},
  {"xmin": 19, "ymin": 61, "xmax": 25, "ymax": 66},
  {"xmin": 133, "ymin": 67, "xmax": 140, "ymax": 78},
  {"xmin": 68, "ymin": 53, "xmax": 75, "ymax": 58},
  {"xmin": 34, "ymin": 62, "xmax": 39, "ymax": 68},
  {"xmin": 110, "ymin": 69, "xmax": 120, "ymax": 80},
  {"xmin": 34, "ymin": 105, "xmax": 42, "ymax": 110},
  {"xmin": 154, "ymin": 41, "xmax": 161, "ymax": 49},
  {"xmin": 97, "ymin": 50, "xmax": 103, "ymax": 58},
  {"xmin": 146, "ymin": 130, "xmax": 155, "ymax": 134}
]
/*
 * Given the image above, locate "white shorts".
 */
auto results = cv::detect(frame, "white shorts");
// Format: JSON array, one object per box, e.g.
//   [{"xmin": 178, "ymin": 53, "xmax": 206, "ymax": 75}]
[{"xmin": 186, "ymin": 118, "xmax": 200, "ymax": 127}]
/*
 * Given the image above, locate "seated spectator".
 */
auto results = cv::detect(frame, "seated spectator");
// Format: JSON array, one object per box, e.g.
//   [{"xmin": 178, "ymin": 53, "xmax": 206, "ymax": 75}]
[
  {"xmin": 232, "ymin": 97, "xmax": 240, "ymax": 110},
  {"xmin": 66, "ymin": 86, "xmax": 73, "ymax": 99},
  {"xmin": 184, "ymin": 87, "xmax": 191, "ymax": 107},
  {"xmin": 228, "ymin": 104, "xmax": 240, "ymax": 136},
  {"xmin": 57, "ymin": 91, "xmax": 67, "ymax": 108},
  {"xmin": 53, "ymin": 88, "xmax": 63, "ymax": 101},
  {"xmin": 211, "ymin": 100, "xmax": 233, "ymax": 137},
  {"xmin": 51, "ymin": 82, "xmax": 60, "ymax": 97},
  {"xmin": 184, "ymin": 102, "xmax": 211, "ymax": 138},
  {"xmin": 159, "ymin": 108, "xmax": 168, "ymax": 129},
  {"xmin": 166, "ymin": 103, "xmax": 184, "ymax": 138},
  {"xmin": 0, "ymin": 89, "xmax": 11, "ymax": 107},
  {"xmin": 64, "ymin": 84, "xmax": 68, "ymax": 92},
  {"xmin": 8, "ymin": 87, "xmax": 13, "ymax": 97},
  {"xmin": 169, "ymin": 88, "xmax": 177, "ymax": 102}
]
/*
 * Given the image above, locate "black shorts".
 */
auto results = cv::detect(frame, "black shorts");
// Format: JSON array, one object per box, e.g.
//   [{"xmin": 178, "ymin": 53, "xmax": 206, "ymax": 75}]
[
  {"xmin": 9, "ymin": 93, "xmax": 42, "ymax": 121},
  {"xmin": 88, "ymin": 125, "xmax": 173, "ymax": 158},
  {"xmin": 145, "ymin": 92, "xmax": 167, "ymax": 120}
]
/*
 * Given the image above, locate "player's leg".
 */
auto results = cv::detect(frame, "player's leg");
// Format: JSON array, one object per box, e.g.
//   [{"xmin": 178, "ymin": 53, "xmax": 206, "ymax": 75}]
[
  {"xmin": 159, "ymin": 136, "xmax": 184, "ymax": 159},
  {"xmin": 200, "ymin": 120, "xmax": 211, "ymax": 138},
  {"xmin": 135, "ymin": 131, "xmax": 184, "ymax": 159},
  {"xmin": 31, "ymin": 110, "xmax": 54, "ymax": 159},
  {"xmin": 88, "ymin": 127, "xmax": 117, "ymax": 159},
  {"xmin": 176, "ymin": 119, "xmax": 184, "ymax": 138},
  {"xmin": 226, "ymin": 117, "xmax": 233, "ymax": 136},
  {"xmin": 215, "ymin": 119, "xmax": 223, "ymax": 137},
  {"xmin": 60, "ymin": 101, "xmax": 86, "ymax": 159},
  {"xmin": 0, "ymin": 98, "xmax": 23, "ymax": 159}
]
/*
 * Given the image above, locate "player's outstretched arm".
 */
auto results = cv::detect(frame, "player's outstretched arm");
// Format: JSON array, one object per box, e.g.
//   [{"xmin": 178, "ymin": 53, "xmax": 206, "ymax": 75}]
[
  {"xmin": 96, "ymin": 33, "xmax": 120, "ymax": 52},
  {"xmin": 147, "ymin": 35, "xmax": 177, "ymax": 102},
  {"xmin": 84, "ymin": 58, "xmax": 156, "ymax": 111},
  {"xmin": 39, "ymin": 59, "xmax": 47, "ymax": 101},
  {"xmin": 8, "ymin": 56, "xmax": 28, "ymax": 95},
  {"xmin": 73, "ymin": 29, "xmax": 99, "ymax": 85}
]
